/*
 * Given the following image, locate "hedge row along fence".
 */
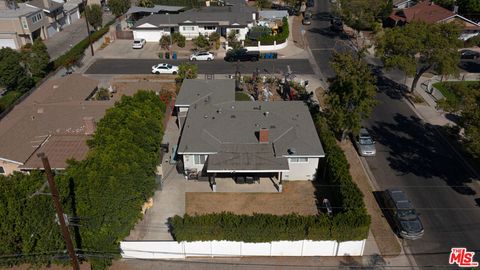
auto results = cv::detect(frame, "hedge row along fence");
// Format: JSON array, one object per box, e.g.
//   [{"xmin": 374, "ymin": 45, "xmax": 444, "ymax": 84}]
[
  {"xmin": 169, "ymin": 115, "xmax": 370, "ymax": 243},
  {"xmin": 53, "ymin": 19, "xmax": 115, "ymax": 69},
  {"xmin": 59, "ymin": 91, "xmax": 167, "ymax": 269}
]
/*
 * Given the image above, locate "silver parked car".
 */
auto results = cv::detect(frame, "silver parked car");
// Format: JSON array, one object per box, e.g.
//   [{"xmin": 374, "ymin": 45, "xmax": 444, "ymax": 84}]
[{"xmin": 354, "ymin": 128, "xmax": 376, "ymax": 156}]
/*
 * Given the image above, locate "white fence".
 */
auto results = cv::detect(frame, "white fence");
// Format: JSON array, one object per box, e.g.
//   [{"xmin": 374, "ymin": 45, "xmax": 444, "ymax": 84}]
[
  {"xmin": 226, "ymin": 40, "xmax": 288, "ymax": 52},
  {"xmin": 120, "ymin": 239, "xmax": 366, "ymax": 259}
]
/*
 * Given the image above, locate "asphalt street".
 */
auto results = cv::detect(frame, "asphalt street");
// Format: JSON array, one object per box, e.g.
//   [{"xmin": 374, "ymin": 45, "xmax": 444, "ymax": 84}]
[
  {"xmin": 85, "ymin": 59, "xmax": 314, "ymax": 75},
  {"xmin": 306, "ymin": 0, "xmax": 480, "ymax": 268}
]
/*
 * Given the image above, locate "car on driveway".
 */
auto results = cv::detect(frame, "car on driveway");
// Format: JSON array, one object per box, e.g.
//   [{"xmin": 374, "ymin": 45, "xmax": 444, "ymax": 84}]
[
  {"xmin": 132, "ymin": 38, "xmax": 146, "ymax": 49},
  {"xmin": 151, "ymin": 63, "xmax": 178, "ymax": 74},
  {"xmin": 302, "ymin": 11, "xmax": 312, "ymax": 25},
  {"xmin": 384, "ymin": 188, "xmax": 424, "ymax": 240},
  {"xmin": 190, "ymin": 51, "xmax": 214, "ymax": 61},
  {"xmin": 353, "ymin": 128, "xmax": 376, "ymax": 156},
  {"xmin": 224, "ymin": 48, "xmax": 260, "ymax": 62},
  {"xmin": 460, "ymin": 49, "xmax": 480, "ymax": 60}
]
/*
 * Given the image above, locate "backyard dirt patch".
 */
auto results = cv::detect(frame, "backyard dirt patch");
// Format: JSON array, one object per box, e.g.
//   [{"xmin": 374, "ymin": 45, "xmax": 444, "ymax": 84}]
[
  {"xmin": 340, "ymin": 141, "xmax": 401, "ymax": 257},
  {"xmin": 111, "ymin": 81, "xmax": 176, "ymax": 101},
  {"xmin": 186, "ymin": 181, "xmax": 319, "ymax": 216}
]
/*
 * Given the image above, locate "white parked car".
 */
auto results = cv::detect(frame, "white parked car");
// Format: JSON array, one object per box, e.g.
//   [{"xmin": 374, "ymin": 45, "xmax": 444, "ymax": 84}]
[
  {"xmin": 151, "ymin": 63, "xmax": 179, "ymax": 75},
  {"xmin": 132, "ymin": 39, "xmax": 146, "ymax": 49},
  {"xmin": 190, "ymin": 51, "xmax": 214, "ymax": 61}
]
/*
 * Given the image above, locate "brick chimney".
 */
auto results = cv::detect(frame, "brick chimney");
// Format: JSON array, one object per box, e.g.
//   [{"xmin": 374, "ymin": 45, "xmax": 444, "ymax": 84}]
[
  {"xmin": 83, "ymin": 117, "xmax": 96, "ymax": 135},
  {"xmin": 259, "ymin": 128, "xmax": 269, "ymax": 143}
]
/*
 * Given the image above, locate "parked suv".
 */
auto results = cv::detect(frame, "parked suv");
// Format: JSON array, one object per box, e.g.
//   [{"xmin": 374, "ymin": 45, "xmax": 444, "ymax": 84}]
[
  {"xmin": 384, "ymin": 189, "xmax": 424, "ymax": 240},
  {"xmin": 224, "ymin": 48, "xmax": 260, "ymax": 62}
]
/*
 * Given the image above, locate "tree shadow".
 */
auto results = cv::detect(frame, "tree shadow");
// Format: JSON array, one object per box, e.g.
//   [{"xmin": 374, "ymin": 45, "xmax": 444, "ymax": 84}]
[
  {"xmin": 375, "ymin": 72, "xmax": 408, "ymax": 100},
  {"xmin": 370, "ymin": 113, "xmax": 476, "ymax": 195},
  {"xmin": 373, "ymin": 191, "xmax": 398, "ymax": 235}
]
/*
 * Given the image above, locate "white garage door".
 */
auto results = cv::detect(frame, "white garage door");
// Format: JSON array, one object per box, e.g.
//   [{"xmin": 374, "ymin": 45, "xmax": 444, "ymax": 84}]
[
  {"xmin": 69, "ymin": 10, "xmax": 80, "ymax": 23},
  {"xmin": 133, "ymin": 30, "xmax": 165, "ymax": 42},
  {"xmin": 0, "ymin": 39, "xmax": 16, "ymax": 49}
]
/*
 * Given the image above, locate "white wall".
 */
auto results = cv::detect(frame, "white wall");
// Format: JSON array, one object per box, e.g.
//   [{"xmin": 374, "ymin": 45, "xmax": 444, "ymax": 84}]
[
  {"xmin": 133, "ymin": 29, "xmax": 167, "ymax": 42},
  {"xmin": 243, "ymin": 39, "xmax": 288, "ymax": 52},
  {"xmin": 120, "ymin": 239, "xmax": 366, "ymax": 259},
  {"xmin": 283, "ymin": 157, "xmax": 319, "ymax": 181},
  {"xmin": 183, "ymin": 154, "xmax": 208, "ymax": 172},
  {"xmin": 226, "ymin": 27, "xmax": 249, "ymax": 41},
  {"xmin": 179, "ymin": 25, "xmax": 200, "ymax": 40}
]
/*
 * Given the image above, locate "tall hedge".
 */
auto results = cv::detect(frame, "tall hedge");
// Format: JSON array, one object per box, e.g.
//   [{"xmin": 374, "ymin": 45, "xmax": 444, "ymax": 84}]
[{"xmin": 60, "ymin": 90, "xmax": 166, "ymax": 268}]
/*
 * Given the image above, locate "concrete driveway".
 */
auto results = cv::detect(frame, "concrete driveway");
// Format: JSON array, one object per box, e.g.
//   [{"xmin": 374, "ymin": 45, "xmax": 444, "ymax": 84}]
[
  {"xmin": 99, "ymin": 39, "xmax": 164, "ymax": 59},
  {"xmin": 44, "ymin": 14, "xmax": 114, "ymax": 60}
]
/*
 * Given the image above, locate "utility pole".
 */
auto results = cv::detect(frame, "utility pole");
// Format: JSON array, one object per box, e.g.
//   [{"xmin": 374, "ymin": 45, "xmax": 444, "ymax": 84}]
[
  {"xmin": 38, "ymin": 153, "xmax": 80, "ymax": 270},
  {"xmin": 83, "ymin": 0, "xmax": 95, "ymax": 56}
]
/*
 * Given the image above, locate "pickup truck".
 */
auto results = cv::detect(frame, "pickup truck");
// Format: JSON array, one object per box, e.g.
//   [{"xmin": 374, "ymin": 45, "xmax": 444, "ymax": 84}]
[{"xmin": 224, "ymin": 49, "xmax": 260, "ymax": 62}]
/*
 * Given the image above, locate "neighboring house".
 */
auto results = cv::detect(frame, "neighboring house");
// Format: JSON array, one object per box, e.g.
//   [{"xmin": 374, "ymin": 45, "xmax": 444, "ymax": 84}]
[
  {"xmin": 387, "ymin": 1, "xmax": 480, "ymax": 40},
  {"xmin": 62, "ymin": 0, "xmax": 82, "ymax": 25},
  {"xmin": 175, "ymin": 79, "xmax": 325, "ymax": 187},
  {"xmin": 0, "ymin": 0, "xmax": 49, "ymax": 49},
  {"xmin": 257, "ymin": 10, "xmax": 287, "ymax": 34},
  {"xmin": 132, "ymin": 6, "xmax": 256, "ymax": 41},
  {"xmin": 125, "ymin": 5, "xmax": 185, "ymax": 28},
  {"xmin": 26, "ymin": 0, "xmax": 66, "ymax": 37},
  {"xmin": 0, "ymin": 74, "xmax": 113, "ymax": 175},
  {"xmin": 393, "ymin": 0, "xmax": 415, "ymax": 9}
]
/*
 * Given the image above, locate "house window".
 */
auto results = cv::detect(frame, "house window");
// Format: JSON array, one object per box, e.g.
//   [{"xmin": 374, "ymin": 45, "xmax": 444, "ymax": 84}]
[
  {"xmin": 0, "ymin": 166, "xmax": 5, "ymax": 174},
  {"xmin": 21, "ymin": 17, "xmax": 28, "ymax": 29},
  {"xmin": 290, "ymin": 157, "xmax": 308, "ymax": 163},
  {"xmin": 194, "ymin": 155, "xmax": 206, "ymax": 165},
  {"xmin": 203, "ymin": 26, "xmax": 215, "ymax": 30},
  {"xmin": 32, "ymin": 13, "xmax": 42, "ymax": 23},
  {"xmin": 183, "ymin": 26, "xmax": 195, "ymax": 31}
]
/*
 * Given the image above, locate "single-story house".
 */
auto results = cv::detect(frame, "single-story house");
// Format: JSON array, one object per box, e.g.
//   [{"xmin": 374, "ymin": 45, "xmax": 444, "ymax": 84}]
[
  {"xmin": 174, "ymin": 79, "xmax": 324, "ymax": 189},
  {"xmin": 387, "ymin": 1, "xmax": 480, "ymax": 40},
  {"xmin": 126, "ymin": 5, "xmax": 185, "ymax": 27},
  {"xmin": 0, "ymin": 74, "xmax": 113, "ymax": 175},
  {"xmin": 132, "ymin": 6, "xmax": 256, "ymax": 41}
]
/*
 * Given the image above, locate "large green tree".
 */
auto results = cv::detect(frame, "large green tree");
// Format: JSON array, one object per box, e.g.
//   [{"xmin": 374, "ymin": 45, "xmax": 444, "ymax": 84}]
[
  {"xmin": 376, "ymin": 21, "xmax": 462, "ymax": 92},
  {"xmin": 337, "ymin": 0, "xmax": 389, "ymax": 30},
  {"xmin": 107, "ymin": 0, "xmax": 130, "ymax": 17},
  {"xmin": 85, "ymin": 4, "xmax": 103, "ymax": 30},
  {"xmin": 326, "ymin": 53, "xmax": 377, "ymax": 139},
  {"xmin": 0, "ymin": 172, "xmax": 65, "ymax": 266},
  {"xmin": 176, "ymin": 63, "xmax": 198, "ymax": 84},
  {"xmin": 0, "ymin": 48, "xmax": 33, "ymax": 91},
  {"xmin": 24, "ymin": 39, "xmax": 50, "ymax": 81},
  {"xmin": 136, "ymin": 0, "xmax": 154, "ymax": 7},
  {"xmin": 457, "ymin": 0, "xmax": 480, "ymax": 20},
  {"xmin": 437, "ymin": 82, "xmax": 480, "ymax": 158}
]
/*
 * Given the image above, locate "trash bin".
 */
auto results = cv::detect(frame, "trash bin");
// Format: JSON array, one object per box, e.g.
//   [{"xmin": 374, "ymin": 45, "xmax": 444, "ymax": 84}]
[
  {"xmin": 158, "ymin": 52, "xmax": 163, "ymax": 59},
  {"xmin": 165, "ymin": 52, "xmax": 170, "ymax": 59},
  {"xmin": 172, "ymin": 52, "xmax": 177, "ymax": 60},
  {"xmin": 273, "ymin": 52, "xmax": 278, "ymax": 59}
]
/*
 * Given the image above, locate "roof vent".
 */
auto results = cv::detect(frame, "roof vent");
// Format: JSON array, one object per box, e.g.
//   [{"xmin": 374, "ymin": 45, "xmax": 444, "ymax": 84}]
[
  {"xmin": 270, "ymin": 125, "xmax": 276, "ymax": 129},
  {"xmin": 37, "ymin": 108, "xmax": 44, "ymax": 114},
  {"xmin": 231, "ymin": 114, "xmax": 236, "ymax": 119},
  {"xmin": 53, "ymin": 84, "xmax": 59, "ymax": 89},
  {"xmin": 217, "ymin": 108, "xmax": 222, "ymax": 114},
  {"xmin": 231, "ymin": 105, "xmax": 235, "ymax": 109},
  {"xmin": 264, "ymin": 111, "xmax": 269, "ymax": 117},
  {"xmin": 204, "ymin": 115, "xmax": 208, "ymax": 118},
  {"xmin": 288, "ymin": 148, "xmax": 296, "ymax": 155}
]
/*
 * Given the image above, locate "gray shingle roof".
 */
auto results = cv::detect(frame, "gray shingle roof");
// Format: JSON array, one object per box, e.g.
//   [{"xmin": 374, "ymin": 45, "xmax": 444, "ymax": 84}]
[
  {"xmin": 0, "ymin": 3, "xmax": 40, "ymax": 18},
  {"xmin": 133, "ymin": 6, "xmax": 255, "ymax": 28},
  {"xmin": 175, "ymin": 79, "xmax": 235, "ymax": 107},
  {"xmin": 178, "ymin": 101, "xmax": 324, "ymax": 157},
  {"xmin": 126, "ymin": 5, "xmax": 185, "ymax": 15}
]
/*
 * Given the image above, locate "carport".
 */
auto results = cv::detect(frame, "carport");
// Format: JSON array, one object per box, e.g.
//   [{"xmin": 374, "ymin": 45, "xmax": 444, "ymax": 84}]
[{"xmin": 206, "ymin": 144, "xmax": 289, "ymax": 191}]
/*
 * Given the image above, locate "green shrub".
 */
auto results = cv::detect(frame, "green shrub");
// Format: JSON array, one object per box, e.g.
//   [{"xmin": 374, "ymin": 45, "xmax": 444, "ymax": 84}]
[
  {"xmin": 257, "ymin": 17, "xmax": 288, "ymax": 45},
  {"xmin": 172, "ymin": 32, "xmax": 186, "ymax": 48}
]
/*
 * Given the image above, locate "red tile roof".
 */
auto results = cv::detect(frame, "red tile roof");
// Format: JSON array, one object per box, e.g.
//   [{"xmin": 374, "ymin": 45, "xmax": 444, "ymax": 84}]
[{"xmin": 389, "ymin": 1, "xmax": 454, "ymax": 23}]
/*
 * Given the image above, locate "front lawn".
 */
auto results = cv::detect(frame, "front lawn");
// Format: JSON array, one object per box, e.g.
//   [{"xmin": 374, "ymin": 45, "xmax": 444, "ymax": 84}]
[
  {"xmin": 235, "ymin": 91, "xmax": 252, "ymax": 101},
  {"xmin": 433, "ymin": 81, "xmax": 479, "ymax": 104}
]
